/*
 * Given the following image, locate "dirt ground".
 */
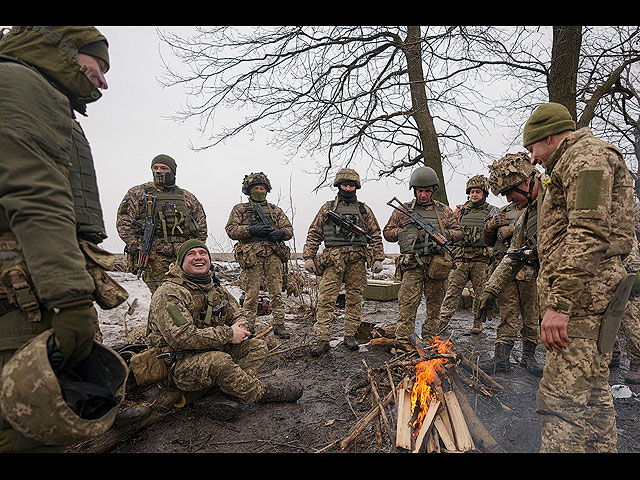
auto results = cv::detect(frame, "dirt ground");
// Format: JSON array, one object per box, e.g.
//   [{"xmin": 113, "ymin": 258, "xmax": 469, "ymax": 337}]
[{"xmin": 90, "ymin": 258, "xmax": 640, "ymax": 454}]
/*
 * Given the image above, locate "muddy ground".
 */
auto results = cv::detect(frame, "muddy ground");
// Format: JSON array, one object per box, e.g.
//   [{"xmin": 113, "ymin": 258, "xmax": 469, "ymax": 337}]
[{"xmin": 89, "ymin": 258, "xmax": 640, "ymax": 454}]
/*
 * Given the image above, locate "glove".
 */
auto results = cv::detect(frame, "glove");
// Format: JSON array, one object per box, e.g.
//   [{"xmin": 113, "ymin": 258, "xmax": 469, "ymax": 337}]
[
  {"xmin": 631, "ymin": 272, "xmax": 640, "ymax": 299},
  {"xmin": 485, "ymin": 213, "xmax": 508, "ymax": 232},
  {"xmin": 249, "ymin": 225, "xmax": 272, "ymax": 237},
  {"xmin": 304, "ymin": 259, "xmax": 316, "ymax": 274},
  {"xmin": 49, "ymin": 298, "xmax": 96, "ymax": 370},
  {"xmin": 475, "ymin": 290, "xmax": 497, "ymax": 323},
  {"xmin": 371, "ymin": 260, "xmax": 383, "ymax": 273},
  {"xmin": 267, "ymin": 228, "xmax": 286, "ymax": 242}
]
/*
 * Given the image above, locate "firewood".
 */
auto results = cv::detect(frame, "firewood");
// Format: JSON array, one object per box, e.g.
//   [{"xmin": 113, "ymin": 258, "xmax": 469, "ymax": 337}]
[
  {"xmin": 395, "ymin": 377, "xmax": 413, "ymax": 450},
  {"xmin": 457, "ymin": 354, "xmax": 504, "ymax": 392},
  {"xmin": 433, "ymin": 412, "xmax": 457, "ymax": 451},
  {"xmin": 412, "ymin": 400, "xmax": 440, "ymax": 453},
  {"xmin": 363, "ymin": 360, "xmax": 396, "ymax": 449},
  {"xmin": 444, "ymin": 390, "xmax": 475, "ymax": 452}
]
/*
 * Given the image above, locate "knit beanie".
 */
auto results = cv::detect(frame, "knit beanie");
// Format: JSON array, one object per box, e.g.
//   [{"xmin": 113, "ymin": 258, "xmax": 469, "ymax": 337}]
[
  {"xmin": 177, "ymin": 239, "xmax": 210, "ymax": 267},
  {"xmin": 78, "ymin": 39, "xmax": 110, "ymax": 72},
  {"xmin": 523, "ymin": 102, "xmax": 576, "ymax": 147},
  {"xmin": 151, "ymin": 154, "xmax": 177, "ymax": 175}
]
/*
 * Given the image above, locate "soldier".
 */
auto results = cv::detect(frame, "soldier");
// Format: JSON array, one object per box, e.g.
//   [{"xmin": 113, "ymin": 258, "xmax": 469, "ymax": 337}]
[
  {"xmin": 383, "ymin": 167, "xmax": 463, "ymax": 343},
  {"xmin": 303, "ymin": 169, "xmax": 385, "ymax": 355},
  {"xmin": 476, "ymin": 153, "xmax": 543, "ymax": 375},
  {"xmin": 225, "ymin": 172, "xmax": 293, "ymax": 339},
  {"xmin": 438, "ymin": 175, "xmax": 500, "ymax": 335},
  {"xmin": 524, "ymin": 102, "xmax": 634, "ymax": 453},
  {"xmin": 0, "ymin": 26, "xmax": 130, "ymax": 451},
  {"xmin": 147, "ymin": 239, "xmax": 303, "ymax": 411},
  {"xmin": 117, "ymin": 154, "xmax": 208, "ymax": 293}
]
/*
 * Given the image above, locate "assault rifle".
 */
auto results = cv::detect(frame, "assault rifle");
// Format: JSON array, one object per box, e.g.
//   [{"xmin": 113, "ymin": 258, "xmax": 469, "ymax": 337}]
[
  {"xmin": 252, "ymin": 203, "xmax": 275, "ymax": 234},
  {"xmin": 326, "ymin": 209, "xmax": 373, "ymax": 243},
  {"xmin": 506, "ymin": 246, "xmax": 538, "ymax": 265},
  {"xmin": 136, "ymin": 193, "xmax": 157, "ymax": 279},
  {"xmin": 386, "ymin": 197, "xmax": 454, "ymax": 255}
]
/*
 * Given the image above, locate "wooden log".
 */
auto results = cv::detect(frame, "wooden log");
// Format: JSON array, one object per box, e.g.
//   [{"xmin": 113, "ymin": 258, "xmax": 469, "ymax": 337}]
[
  {"xmin": 457, "ymin": 354, "xmax": 504, "ymax": 392},
  {"xmin": 395, "ymin": 377, "xmax": 413, "ymax": 450},
  {"xmin": 412, "ymin": 400, "xmax": 440, "ymax": 453},
  {"xmin": 363, "ymin": 360, "xmax": 395, "ymax": 449},
  {"xmin": 444, "ymin": 390, "xmax": 475, "ymax": 452},
  {"xmin": 433, "ymin": 412, "xmax": 457, "ymax": 451}
]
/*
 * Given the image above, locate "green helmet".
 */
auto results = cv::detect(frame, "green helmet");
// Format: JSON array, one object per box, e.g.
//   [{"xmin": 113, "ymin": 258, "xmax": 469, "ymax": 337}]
[
  {"xmin": 0, "ymin": 329, "xmax": 128, "ymax": 446},
  {"xmin": 333, "ymin": 168, "xmax": 361, "ymax": 189},
  {"xmin": 409, "ymin": 166, "xmax": 439, "ymax": 190},
  {"xmin": 488, "ymin": 152, "xmax": 535, "ymax": 196},
  {"xmin": 466, "ymin": 175, "xmax": 489, "ymax": 195},
  {"xmin": 242, "ymin": 172, "xmax": 272, "ymax": 195}
]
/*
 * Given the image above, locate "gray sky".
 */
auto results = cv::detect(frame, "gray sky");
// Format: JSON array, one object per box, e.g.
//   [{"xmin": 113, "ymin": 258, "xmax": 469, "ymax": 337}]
[{"xmin": 79, "ymin": 26, "xmax": 509, "ymax": 255}]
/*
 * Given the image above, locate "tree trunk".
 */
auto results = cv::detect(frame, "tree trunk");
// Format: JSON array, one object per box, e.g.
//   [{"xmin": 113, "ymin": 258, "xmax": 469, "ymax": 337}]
[
  {"xmin": 548, "ymin": 26, "xmax": 582, "ymax": 122},
  {"xmin": 403, "ymin": 26, "xmax": 449, "ymax": 205}
]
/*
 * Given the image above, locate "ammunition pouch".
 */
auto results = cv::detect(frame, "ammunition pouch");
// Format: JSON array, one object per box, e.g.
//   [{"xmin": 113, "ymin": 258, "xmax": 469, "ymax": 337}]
[
  {"xmin": 129, "ymin": 347, "xmax": 168, "ymax": 387},
  {"xmin": 0, "ymin": 259, "xmax": 41, "ymax": 323},
  {"xmin": 314, "ymin": 245, "xmax": 368, "ymax": 277},
  {"xmin": 79, "ymin": 241, "xmax": 129, "ymax": 310},
  {"xmin": 426, "ymin": 252, "xmax": 454, "ymax": 281}
]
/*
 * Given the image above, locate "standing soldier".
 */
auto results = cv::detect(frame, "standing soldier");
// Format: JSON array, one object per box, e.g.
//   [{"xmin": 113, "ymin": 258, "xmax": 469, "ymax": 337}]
[
  {"xmin": 383, "ymin": 167, "xmax": 462, "ymax": 343},
  {"xmin": 226, "ymin": 172, "xmax": 293, "ymax": 339},
  {"xmin": 477, "ymin": 153, "xmax": 543, "ymax": 375},
  {"xmin": 524, "ymin": 102, "xmax": 634, "ymax": 453},
  {"xmin": 438, "ymin": 175, "xmax": 500, "ymax": 335},
  {"xmin": 0, "ymin": 26, "xmax": 129, "ymax": 452},
  {"xmin": 117, "ymin": 154, "xmax": 208, "ymax": 294},
  {"xmin": 303, "ymin": 169, "xmax": 385, "ymax": 355}
]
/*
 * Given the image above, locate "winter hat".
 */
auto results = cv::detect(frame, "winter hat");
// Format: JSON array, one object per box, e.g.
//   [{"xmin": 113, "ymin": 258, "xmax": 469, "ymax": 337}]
[
  {"xmin": 523, "ymin": 102, "xmax": 576, "ymax": 147},
  {"xmin": 177, "ymin": 239, "xmax": 210, "ymax": 267}
]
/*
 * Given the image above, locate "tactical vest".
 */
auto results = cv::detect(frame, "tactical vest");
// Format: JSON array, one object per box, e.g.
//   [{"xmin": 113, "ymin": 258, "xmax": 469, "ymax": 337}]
[
  {"xmin": 493, "ymin": 203, "xmax": 522, "ymax": 255},
  {"xmin": 139, "ymin": 183, "xmax": 199, "ymax": 243},
  {"xmin": 239, "ymin": 202, "xmax": 278, "ymax": 243},
  {"xmin": 516, "ymin": 198, "xmax": 538, "ymax": 250},
  {"xmin": 398, "ymin": 201, "xmax": 446, "ymax": 256},
  {"xmin": 459, "ymin": 201, "xmax": 491, "ymax": 248},
  {"xmin": 323, "ymin": 199, "xmax": 369, "ymax": 247}
]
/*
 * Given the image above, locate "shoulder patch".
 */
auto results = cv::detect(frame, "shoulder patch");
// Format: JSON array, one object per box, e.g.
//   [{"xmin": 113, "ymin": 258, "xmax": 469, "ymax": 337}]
[
  {"xmin": 167, "ymin": 304, "xmax": 190, "ymax": 327},
  {"xmin": 575, "ymin": 170, "xmax": 603, "ymax": 210}
]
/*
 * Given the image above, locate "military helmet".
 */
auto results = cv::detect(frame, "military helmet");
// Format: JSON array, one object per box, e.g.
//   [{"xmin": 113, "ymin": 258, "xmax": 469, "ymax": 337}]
[
  {"xmin": 488, "ymin": 152, "xmax": 535, "ymax": 196},
  {"xmin": 409, "ymin": 166, "xmax": 439, "ymax": 190},
  {"xmin": 466, "ymin": 174, "xmax": 489, "ymax": 195},
  {"xmin": 242, "ymin": 172, "xmax": 272, "ymax": 195},
  {"xmin": 333, "ymin": 168, "xmax": 361, "ymax": 189},
  {"xmin": 0, "ymin": 329, "xmax": 127, "ymax": 446}
]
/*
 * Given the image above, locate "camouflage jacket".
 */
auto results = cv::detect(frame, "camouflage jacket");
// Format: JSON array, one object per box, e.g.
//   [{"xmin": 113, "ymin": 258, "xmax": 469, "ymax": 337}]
[
  {"xmin": 303, "ymin": 196, "xmax": 385, "ymax": 262},
  {"xmin": 147, "ymin": 263, "xmax": 244, "ymax": 352},
  {"xmin": 116, "ymin": 182, "xmax": 207, "ymax": 257},
  {"xmin": 383, "ymin": 199, "xmax": 462, "ymax": 255},
  {"xmin": 537, "ymin": 128, "xmax": 635, "ymax": 338}
]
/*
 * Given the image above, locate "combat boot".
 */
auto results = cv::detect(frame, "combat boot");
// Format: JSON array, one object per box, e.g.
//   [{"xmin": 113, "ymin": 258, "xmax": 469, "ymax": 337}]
[
  {"xmin": 471, "ymin": 316, "xmax": 483, "ymax": 335},
  {"xmin": 310, "ymin": 340, "xmax": 330, "ymax": 357},
  {"xmin": 273, "ymin": 324, "xmax": 290, "ymax": 339},
  {"xmin": 480, "ymin": 342, "xmax": 513, "ymax": 374},
  {"xmin": 520, "ymin": 340, "xmax": 543, "ymax": 377},
  {"xmin": 259, "ymin": 380, "xmax": 303, "ymax": 403},
  {"xmin": 193, "ymin": 395, "xmax": 241, "ymax": 422},
  {"xmin": 624, "ymin": 363, "xmax": 640, "ymax": 385},
  {"xmin": 343, "ymin": 335, "xmax": 359, "ymax": 351},
  {"xmin": 113, "ymin": 403, "xmax": 153, "ymax": 428}
]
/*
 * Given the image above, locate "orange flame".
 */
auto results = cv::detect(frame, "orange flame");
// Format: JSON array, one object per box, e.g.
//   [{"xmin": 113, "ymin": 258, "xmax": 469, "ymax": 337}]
[{"xmin": 409, "ymin": 337, "xmax": 453, "ymax": 431}]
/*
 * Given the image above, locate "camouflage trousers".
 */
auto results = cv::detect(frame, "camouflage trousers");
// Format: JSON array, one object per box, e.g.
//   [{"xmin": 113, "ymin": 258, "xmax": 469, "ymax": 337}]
[
  {"xmin": 536, "ymin": 337, "xmax": 616, "ymax": 452},
  {"xmin": 242, "ymin": 254, "xmax": 285, "ymax": 332},
  {"xmin": 397, "ymin": 266, "xmax": 446, "ymax": 341},
  {"xmin": 170, "ymin": 338, "xmax": 268, "ymax": 404},
  {"xmin": 439, "ymin": 259, "xmax": 489, "ymax": 326},
  {"xmin": 613, "ymin": 295, "xmax": 640, "ymax": 364},
  {"xmin": 496, "ymin": 277, "xmax": 539, "ymax": 346},
  {"xmin": 314, "ymin": 259, "xmax": 367, "ymax": 341},
  {"xmin": 128, "ymin": 251, "xmax": 173, "ymax": 294}
]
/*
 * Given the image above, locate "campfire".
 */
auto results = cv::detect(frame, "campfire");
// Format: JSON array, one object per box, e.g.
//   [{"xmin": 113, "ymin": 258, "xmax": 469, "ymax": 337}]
[{"xmin": 336, "ymin": 331, "xmax": 505, "ymax": 453}]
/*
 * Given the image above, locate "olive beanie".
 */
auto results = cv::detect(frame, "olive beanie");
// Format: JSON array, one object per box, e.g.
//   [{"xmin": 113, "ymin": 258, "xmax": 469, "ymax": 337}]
[
  {"xmin": 177, "ymin": 239, "xmax": 209, "ymax": 266},
  {"xmin": 523, "ymin": 102, "xmax": 576, "ymax": 147}
]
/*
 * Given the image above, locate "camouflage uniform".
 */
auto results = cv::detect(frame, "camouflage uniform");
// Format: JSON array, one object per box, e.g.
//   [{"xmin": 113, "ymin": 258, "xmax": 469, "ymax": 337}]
[
  {"xmin": 304, "ymin": 182, "xmax": 385, "ymax": 344},
  {"xmin": 384, "ymin": 199, "xmax": 462, "ymax": 341},
  {"xmin": 225, "ymin": 173, "xmax": 293, "ymax": 334},
  {"xmin": 534, "ymin": 127, "xmax": 635, "ymax": 453},
  {"xmin": 117, "ymin": 164, "xmax": 208, "ymax": 293},
  {"xmin": 0, "ymin": 27, "xmax": 125, "ymax": 452},
  {"xmin": 438, "ymin": 177, "xmax": 500, "ymax": 333},
  {"xmin": 147, "ymin": 262, "xmax": 268, "ymax": 404}
]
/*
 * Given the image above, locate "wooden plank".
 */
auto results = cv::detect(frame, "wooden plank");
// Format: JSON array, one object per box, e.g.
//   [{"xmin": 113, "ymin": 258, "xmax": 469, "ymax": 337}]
[
  {"xmin": 444, "ymin": 390, "xmax": 475, "ymax": 452},
  {"xmin": 433, "ymin": 412, "xmax": 457, "ymax": 451},
  {"xmin": 412, "ymin": 400, "xmax": 440, "ymax": 453},
  {"xmin": 395, "ymin": 377, "xmax": 413, "ymax": 450}
]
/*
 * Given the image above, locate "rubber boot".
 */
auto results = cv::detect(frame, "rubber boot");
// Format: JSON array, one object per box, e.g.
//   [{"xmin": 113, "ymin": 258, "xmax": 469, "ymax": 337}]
[
  {"xmin": 273, "ymin": 324, "xmax": 290, "ymax": 339},
  {"xmin": 624, "ymin": 363, "xmax": 640, "ymax": 385},
  {"xmin": 520, "ymin": 340, "xmax": 543, "ymax": 377},
  {"xmin": 481, "ymin": 342, "xmax": 513, "ymax": 374},
  {"xmin": 259, "ymin": 380, "xmax": 303, "ymax": 403},
  {"xmin": 310, "ymin": 340, "xmax": 330, "ymax": 357},
  {"xmin": 343, "ymin": 335, "xmax": 359, "ymax": 351}
]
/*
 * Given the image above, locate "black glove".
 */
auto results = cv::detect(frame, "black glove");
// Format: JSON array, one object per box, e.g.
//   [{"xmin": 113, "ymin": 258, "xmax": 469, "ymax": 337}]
[
  {"xmin": 267, "ymin": 229, "xmax": 286, "ymax": 242},
  {"xmin": 249, "ymin": 225, "xmax": 272, "ymax": 237},
  {"xmin": 49, "ymin": 296, "xmax": 96, "ymax": 370},
  {"xmin": 475, "ymin": 291, "xmax": 497, "ymax": 323}
]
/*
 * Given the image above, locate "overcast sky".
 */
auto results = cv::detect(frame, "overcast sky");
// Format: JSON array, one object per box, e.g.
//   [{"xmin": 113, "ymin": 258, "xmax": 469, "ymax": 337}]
[{"xmin": 78, "ymin": 26, "xmax": 510, "ymax": 255}]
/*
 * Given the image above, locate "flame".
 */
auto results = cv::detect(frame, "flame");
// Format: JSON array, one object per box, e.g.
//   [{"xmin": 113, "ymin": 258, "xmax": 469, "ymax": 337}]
[{"xmin": 409, "ymin": 337, "xmax": 453, "ymax": 431}]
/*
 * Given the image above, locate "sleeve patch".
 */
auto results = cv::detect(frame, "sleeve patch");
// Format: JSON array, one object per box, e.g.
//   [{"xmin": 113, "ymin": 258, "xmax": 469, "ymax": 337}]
[
  {"xmin": 575, "ymin": 170, "xmax": 603, "ymax": 210},
  {"xmin": 168, "ymin": 304, "xmax": 190, "ymax": 326}
]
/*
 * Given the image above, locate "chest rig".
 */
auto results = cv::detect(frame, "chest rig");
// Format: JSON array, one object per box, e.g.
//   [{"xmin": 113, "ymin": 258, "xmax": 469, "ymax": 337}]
[
  {"xmin": 459, "ymin": 201, "xmax": 491, "ymax": 248},
  {"xmin": 323, "ymin": 199, "xmax": 369, "ymax": 247},
  {"xmin": 397, "ymin": 200, "xmax": 446, "ymax": 256},
  {"xmin": 240, "ymin": 202, "xmax": 277, "ymax": 243},
  {"xmin": 139, "ymin": 183, "xmax": 199, "ymax": 244}
]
